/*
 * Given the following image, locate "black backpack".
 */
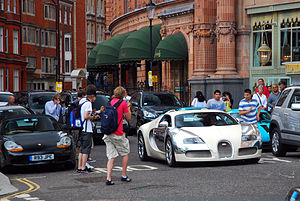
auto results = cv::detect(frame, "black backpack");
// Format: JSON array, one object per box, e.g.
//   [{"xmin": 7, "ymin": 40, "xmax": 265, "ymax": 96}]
[{"xmin": 100, "ymin": 99, "xmax": 123, "ymax": 135}]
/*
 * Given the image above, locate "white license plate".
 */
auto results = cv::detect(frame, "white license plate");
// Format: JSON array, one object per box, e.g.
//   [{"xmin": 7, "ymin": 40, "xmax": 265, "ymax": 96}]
[
  {"xmin": 29, "ymin": 154, "xmax": 54, "ymax": 161},
  {"xmin": 97, "ymin": 129, "xmax": 101, "ymax": 133}
]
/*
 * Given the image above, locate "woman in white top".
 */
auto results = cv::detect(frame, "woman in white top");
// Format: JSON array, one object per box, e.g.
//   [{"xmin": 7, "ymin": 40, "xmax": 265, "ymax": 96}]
[
  {"xmin": 191, "ymin": 91, "xmax": 207, "ymax": 107},
  {"xmin": 253, "ymin": 85, "xmax": 267, "ymax": 110}
]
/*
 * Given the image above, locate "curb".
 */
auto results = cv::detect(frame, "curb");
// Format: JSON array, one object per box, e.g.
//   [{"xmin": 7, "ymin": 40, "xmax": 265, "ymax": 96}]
[{"xmin": 0, "ymin": 172, "xmax": 18, "ymax": 196}]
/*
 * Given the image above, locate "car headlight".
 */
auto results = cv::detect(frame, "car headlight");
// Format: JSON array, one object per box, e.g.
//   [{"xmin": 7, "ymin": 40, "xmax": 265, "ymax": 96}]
[
  {"xmin": 57, "ymin": 136, "xmax": 72, "ymax": 148},
  {"xmin": 183, "ymin": 137, "xmax": 204, "ymax": 144},
  {"xmin": 4, "ymin": 141, "xmax": 24, "ymax": 152},
  {"xmin": 241, "ymin": 125, "xmax": 258, "ymax": 141},
  {"xmin": 143, "ymin": 110, "xmax": 156, "ymax": 118}
]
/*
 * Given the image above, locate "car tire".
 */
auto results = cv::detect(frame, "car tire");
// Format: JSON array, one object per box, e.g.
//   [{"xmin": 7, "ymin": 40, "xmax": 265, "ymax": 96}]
[
  {"xmin": 271, "ymin": 128, "xmax": 287, "ymax": 157},
  {"xmin": 165, "ymin": 137, "xmax": 177, "ymax": 167},
  {"xmin": 138, "ymin": 133, "xmax": 148, "ymax": 161}
]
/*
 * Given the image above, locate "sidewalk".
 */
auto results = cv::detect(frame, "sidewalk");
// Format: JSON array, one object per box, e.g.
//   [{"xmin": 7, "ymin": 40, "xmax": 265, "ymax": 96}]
[{"xmin": 0, "ymin": 172, "xmax": 17, "ymax": 196}]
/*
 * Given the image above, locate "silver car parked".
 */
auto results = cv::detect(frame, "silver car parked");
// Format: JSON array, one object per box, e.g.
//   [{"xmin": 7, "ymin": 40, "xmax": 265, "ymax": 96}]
[{"xmin": 270, "ymin": 86, "xmax": 300, "ymax": 156}]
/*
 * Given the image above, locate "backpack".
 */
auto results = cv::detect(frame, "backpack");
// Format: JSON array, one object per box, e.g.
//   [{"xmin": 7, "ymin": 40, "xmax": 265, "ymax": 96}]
[
  {"xmin": 69, "ymin": 100, "xmax": 88, "ymax": 129},
  {"xmin": 100, "ymin": 99, "xmax": 123, "ymax": 135}
]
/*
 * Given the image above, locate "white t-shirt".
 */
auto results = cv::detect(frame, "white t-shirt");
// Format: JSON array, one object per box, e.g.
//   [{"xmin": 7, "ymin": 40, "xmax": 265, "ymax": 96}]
[
  {"xmin": 191, "ymin": 98, "xmax": 207, "ymax": 108},
  {"xmin": 80, "ymin": 100, "xmax": 93, "ymax": 133},
  {"xmin": 253, "ymin": 93, "xmax": 267, "ymax": 108}
]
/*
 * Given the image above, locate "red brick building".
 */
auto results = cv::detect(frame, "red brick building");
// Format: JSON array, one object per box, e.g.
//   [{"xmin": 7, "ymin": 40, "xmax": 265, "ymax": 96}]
[
  {"xmin": 89, "ymin": 0, "xmax": 251, "ymax": 105},
  {"xmin": 0, "ymin": 0, "xmax": 27, "ymax": 92}
]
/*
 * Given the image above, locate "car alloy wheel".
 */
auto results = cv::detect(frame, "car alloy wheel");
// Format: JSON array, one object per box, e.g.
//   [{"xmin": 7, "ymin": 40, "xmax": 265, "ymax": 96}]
[
  {"xmin": 138, "ymin": 134, "xmax": 148, "ymax": 161},
  {"xmin": 271, "ymin": 128, "xmax": 287, "ymax": 157},
  {"xmin": 165, "ymin": 138, "xmax": 176, "ymax": 167}
]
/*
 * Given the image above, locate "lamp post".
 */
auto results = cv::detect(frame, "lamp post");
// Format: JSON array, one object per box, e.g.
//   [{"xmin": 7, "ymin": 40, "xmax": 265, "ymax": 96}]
[
  {"xmin": 146, "ymin": 0, "xmax": 155, "ymax": 89},
  {"xmin": 51, "ymin": 0, "xmax": 60, "ymax": 82}
]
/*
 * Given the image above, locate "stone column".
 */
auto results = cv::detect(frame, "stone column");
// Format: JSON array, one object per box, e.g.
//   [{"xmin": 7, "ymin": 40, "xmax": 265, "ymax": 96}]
[
  {"xmin": 192, "ymin": 0, "xmax": 217, "ymax": 78},
  {"xmin": 214, "ymin": 0, "xmax": 237, "ymax": 77}
]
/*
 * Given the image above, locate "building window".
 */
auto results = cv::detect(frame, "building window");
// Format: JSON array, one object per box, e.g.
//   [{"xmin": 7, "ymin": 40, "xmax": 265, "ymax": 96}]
[
  {"xmin": 41, "ymin": 57, "xmax": 45, "ymax": 72},
  {"xmin": 41, "ymin": 30, "xmax": 44, "ymax": 45},
  {"xmin": 23, "ymin": 0, "xmax": 34, "ymax": 15},
  {"xmin": 13, "ymin": 30, "xmax": 18, "ymax": 54},
  {"xmin": 65, "ymin": 60, "xmax": 70, "ymax": 73},
  {"xmin": 6, "ymin": 68, "xmax": 8, "ymax": 91},
  {"xmin": 86, "ymin": 23, "xmax": 89, "ymax": 40},
  {"xmin": 5, "ymin": 28, "xmax": 8, "ymax": 53},
  {"xmin": 45, "ymin": 31, "xmax": 48, "ymax": 46},
  {"xmin": 86, "ymin": 0, "xmax": 89, "ymax": 12},
  {"xmin": 124, "ymin": 0, "xmax": 128, "ymax": 13},
  {"xmin": 96, "ymin": 25, "xmax": 99, "ymax": 42},
  {"xmin": 13, "ymin": 0, "xmax": 16, "ymax": 13},
  {"xmin": 26, "ymin": 57, "xmax": 36, "ymax": 69},
  {"xmin": 64, "ymin": 8, "xmax": 67, "ymax": 24},
  {"xmin": 280, "ymin": 18, "xmax": 300, "ymax": 64},
  {"xmin": 44, "ymin": 5, "xmax": 48, "ymax": 18},
  {"xmin": 36, "ymin": 30, "xmax": 39, "ymax": 45},
  {"xmin": 0, "ymin": 27, "xmax": 3, "ymax": 52},
  {"xmin": 7, "ymin": 0, "xmax": 10, "ymax": 11},
  {"xmin": 0, "ymin": 0, "xmax": 3, "ymax": 10},
  {"xmin": 50, "ymin": 32, "xmax": 56, "ymax": 47},
  {"xmin": 69, "ymin": 9, "xmax": 71, "ymax": 25},
  {"xmin": 136, "ymin": 0, "xmax": 138, "ymax": 8},
  {"xmin": 13, "ymin": 69, "xmax": 19, "ymax": 92},
  {"xmin": 253, "ymin": 22, "xmax": 273, "ymax": 67},
  {"xmin": 91, "ymin": 24, "xmax": 94, "ymax": 42},
  {"xmin": 59, "ymin": 6, "xmax": 61, "ymax": 23},
  {"xmin": 101, "ymin": 0, "xmax": 104, "ymax": 15},
  {"xmin": 101, "ymin": 26, "xmax": 104, "ymax": 41},
  {"xmin": 91, "ymin": 0, "xmax": 94, "ymax": 13},
  {"xmin": 0, "ymin": 68, "xmax": 4, "ymax": 91},
  {"xmin": 44, "ymin": 4, "xmax": 55, "ymax": 20},
  {"xmin": 96, "ymin": 0, "xmax": 99, "ymax": 14}
]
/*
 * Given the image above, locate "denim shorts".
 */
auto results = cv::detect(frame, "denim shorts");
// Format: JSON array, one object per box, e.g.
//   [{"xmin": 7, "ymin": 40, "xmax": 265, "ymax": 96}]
[{"xmin": 80, "ymin": 132, "xmax": 93, "ymax": 154}]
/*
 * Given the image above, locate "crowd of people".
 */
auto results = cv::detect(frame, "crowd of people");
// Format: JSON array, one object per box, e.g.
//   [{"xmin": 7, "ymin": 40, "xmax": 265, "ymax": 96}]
[
  {"xmin": 191, "ymin": 78, "xmax": 287, "ymax": 128},
  {"xmin": 44, "ymin": 85, "xmax": 132, "ymax": 186}
]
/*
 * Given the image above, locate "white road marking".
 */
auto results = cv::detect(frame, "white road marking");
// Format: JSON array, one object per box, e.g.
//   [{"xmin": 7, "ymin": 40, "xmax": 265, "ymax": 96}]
[
  {"xmin": 279, "ymin": 171, "xmax": 295, "ymax": 179},
  {"xmin": 260, "ymin": 156, "xmax": 292, "ymax": 164},
  {"xmin": 16, "ymin": 194, "xmax": 31, "ymax": 198},
  {"xmin": 94, "ymin": 165, "xmax": 158, "ymax": 174}
]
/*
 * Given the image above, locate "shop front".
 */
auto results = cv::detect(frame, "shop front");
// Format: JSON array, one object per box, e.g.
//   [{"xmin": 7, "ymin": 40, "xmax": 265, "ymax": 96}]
[{"xmin": 247, "ymin": 3, "xmax": 300, "ymax": 90}]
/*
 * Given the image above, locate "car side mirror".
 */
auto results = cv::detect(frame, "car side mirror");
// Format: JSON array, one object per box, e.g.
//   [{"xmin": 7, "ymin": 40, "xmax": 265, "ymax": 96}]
[
  {"xmin": 132, "ymin": 101, "xmax": 138, "ymax": 107},
  {"xmin": 291, "ymin": 103, "xmax": 300, "ymax": 111},
  {"xmin": 159, "ymin": 121, "xmax": 168, "ymax": 128},
  {"xmin": 236, "ymin": 117, "xmax": 244, "ymax": 124}
]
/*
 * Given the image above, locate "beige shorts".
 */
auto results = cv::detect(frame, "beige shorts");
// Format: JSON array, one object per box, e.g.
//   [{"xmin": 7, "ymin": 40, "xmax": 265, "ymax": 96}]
[{"xmin": 103, "ymin": 134, "xmax": 130, "ymax": 159}]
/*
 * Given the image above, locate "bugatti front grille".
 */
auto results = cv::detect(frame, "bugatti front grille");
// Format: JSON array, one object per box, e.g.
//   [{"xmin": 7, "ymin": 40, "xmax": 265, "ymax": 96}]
[{"xmin": 218, "ymin": 141, "xmax": 233, "ymax": 159}]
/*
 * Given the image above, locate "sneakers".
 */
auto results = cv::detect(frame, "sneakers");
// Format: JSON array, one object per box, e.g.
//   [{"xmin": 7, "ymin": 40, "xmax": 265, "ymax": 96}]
[
  {"xmin": 87, "ymin": 158, "xmax": 96, "ymax": 163},
  {"xmin": 106, "ymin": 180, "xmax": 115, "ymax": 185},
  {"xmin": 121, "ymin": 176, "xmax": 132, "ymax": 182},
  {"xmin": 76, "ymin": 169, "xmax": 88, "ymax": 174}
]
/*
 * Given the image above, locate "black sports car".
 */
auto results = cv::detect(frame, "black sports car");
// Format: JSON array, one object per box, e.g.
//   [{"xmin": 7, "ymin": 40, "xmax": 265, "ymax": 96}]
[{"xmin": 0, "ymin": 115, "xmax": 76, "ymax": 169}]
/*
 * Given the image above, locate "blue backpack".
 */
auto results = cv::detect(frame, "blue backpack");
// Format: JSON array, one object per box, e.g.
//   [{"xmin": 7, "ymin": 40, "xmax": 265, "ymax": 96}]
[
  {"xmin": 100, "ymin": 99, "xmax": 123, "ymax": 135},
  {"xmin": 69, "ymin": 100, "xmax": 88, "ymax": 129}
]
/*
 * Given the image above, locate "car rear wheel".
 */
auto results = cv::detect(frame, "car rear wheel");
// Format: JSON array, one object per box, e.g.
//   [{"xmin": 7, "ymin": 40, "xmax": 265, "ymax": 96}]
[
  {"xmin": 271, "ymin": 128, "xmax": 287, "ymax": 157},
  {"xmin": 138, "ymin": 133, "xmax": 148, "ymax": 161},
  {"xmin": 165, "ymin": 138, "xmax": 176, "ymax": 167}
]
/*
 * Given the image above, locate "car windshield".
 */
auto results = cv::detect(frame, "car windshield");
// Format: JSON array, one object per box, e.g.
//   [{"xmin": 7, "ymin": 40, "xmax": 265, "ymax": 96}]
[
  {"xmin": 3, "ymin": 116, "xmax": 60, "ymax": 135},
  {"xmin": 143, "ymin": 93, "xmax": 182, "ymax": 107},
  {"xmin": 0, "ymin": 108, "xmax": 30, "ymax": 119},
  {"xmin": 92, "ymin": 95, "xmax": 109, "ymax": 110},
  {"xmin": 0, "ymin": 94, "xmax": 11, "ymax": 102},
  {"xmin": 175, "ymin": 112, "xmax": 237, "ymax": 128},
  {"xmin": 29, "ymin": 94, "xmax": 54, "ymax": 109}
]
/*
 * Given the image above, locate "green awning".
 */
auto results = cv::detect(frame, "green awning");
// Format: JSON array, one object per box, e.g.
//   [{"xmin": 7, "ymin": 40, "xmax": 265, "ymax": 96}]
[
  {"xmin": 119, "ymin": 25, "xmax": 162, "ymax": 62},
  {"xmin": 95, "ymin": 33, "xmax": 130, "ymax": 66},
  {"xmin": 154, "ymin": 33, "xmax": 188, "ymax": 61},
  {"xmin": 87, "ymin": 44, "xmax": 101, "ymax": 67}
]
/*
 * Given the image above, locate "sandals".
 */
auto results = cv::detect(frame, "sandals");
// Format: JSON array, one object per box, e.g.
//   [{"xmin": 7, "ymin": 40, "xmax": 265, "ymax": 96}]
[{"xmin": 106, "ymin": 180, "xmax": 115, "ymax": 185}]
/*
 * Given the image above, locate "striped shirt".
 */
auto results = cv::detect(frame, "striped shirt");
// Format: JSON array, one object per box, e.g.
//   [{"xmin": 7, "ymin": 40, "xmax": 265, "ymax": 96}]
[{"xmin": 238, "ymin": 98, "xmax": 260, "ymax": 124}]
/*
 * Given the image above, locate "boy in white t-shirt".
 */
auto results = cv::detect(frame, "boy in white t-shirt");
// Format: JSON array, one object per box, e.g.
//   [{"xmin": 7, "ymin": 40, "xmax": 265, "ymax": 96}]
[{"xmin": 77, "ymin": 88, "xmax": 100, "ymax": 174}]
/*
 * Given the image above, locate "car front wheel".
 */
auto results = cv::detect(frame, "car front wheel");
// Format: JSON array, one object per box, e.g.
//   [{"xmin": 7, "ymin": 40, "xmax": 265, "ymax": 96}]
[
  {"xmin": 138, "ymin": 133, "xmax": 148, "ymax": 161},
  {"xmin": 165, "ymin": 138, "xmax": 176, "ymax": 167},
  {"xmin": 271, "ymin": 128, "xmax": 287, "ymax": 157}
]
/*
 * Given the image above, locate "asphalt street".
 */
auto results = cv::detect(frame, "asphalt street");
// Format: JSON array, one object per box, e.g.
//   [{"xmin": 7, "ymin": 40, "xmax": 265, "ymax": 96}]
[{"xmin": 1, "ymin": 135, "xmax": 300, "ymax": 201}]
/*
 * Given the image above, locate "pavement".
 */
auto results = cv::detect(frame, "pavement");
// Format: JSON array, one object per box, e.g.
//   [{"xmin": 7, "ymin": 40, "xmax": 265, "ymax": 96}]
[{"xmin": 0, "ymin": 172, "xmax": 18, "ymax": 196}]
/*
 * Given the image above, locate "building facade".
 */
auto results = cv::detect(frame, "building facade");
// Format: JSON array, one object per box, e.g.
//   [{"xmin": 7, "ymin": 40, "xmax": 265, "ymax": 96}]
[
  {"xmin": 246, "ymin": 0, "xmax": 300, "ymax": 88},
  {"xmin": 0, "ymin": 0, "xmax": 27, "ymax": 92}
]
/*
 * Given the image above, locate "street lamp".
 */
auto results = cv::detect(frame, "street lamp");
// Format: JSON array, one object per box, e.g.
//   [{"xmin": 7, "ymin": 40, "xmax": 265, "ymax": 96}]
[
  {"xmin": 146, "ymin": 0, "xmax": 155, "ymax": 89},
  {"xmin": 50, "ymin": 0, "xmax": 60, "ymax": 82}
]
